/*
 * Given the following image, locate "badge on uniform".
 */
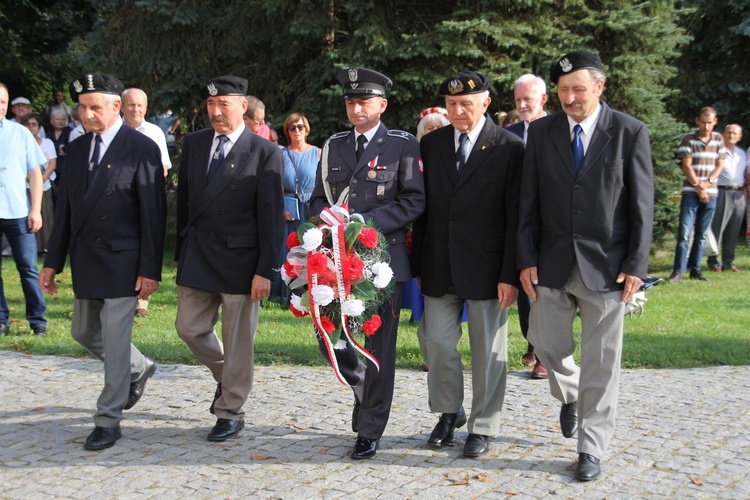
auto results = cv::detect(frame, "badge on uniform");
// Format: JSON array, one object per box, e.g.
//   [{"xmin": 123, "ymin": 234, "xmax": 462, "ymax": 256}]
[
  {"xmin": 377, "ymin": 185, "xmax": 385, "ymax": 196},
  {"xmin": 367, "ymin": 170, "xmax": 377, "ymax": 179}
]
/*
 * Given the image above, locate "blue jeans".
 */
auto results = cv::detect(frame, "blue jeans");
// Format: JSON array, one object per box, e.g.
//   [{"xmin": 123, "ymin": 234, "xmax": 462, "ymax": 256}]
[
  {"xmin": 0, "ymin": 218, "xmax": 47, "ymax": 329},
  {"xmin": 672, "ymin": 193, "xmax": 717, "ymax": 273}
]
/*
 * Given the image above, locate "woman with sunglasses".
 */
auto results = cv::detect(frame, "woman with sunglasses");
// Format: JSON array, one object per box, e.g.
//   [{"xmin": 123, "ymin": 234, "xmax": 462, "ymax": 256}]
[
  {"xmin": 268, "ymin": 112, "xmax": 321, "ymax": 306},
  {"xmin": 20, "ymin": 114, "xmax": 56, "ymax": 254}
]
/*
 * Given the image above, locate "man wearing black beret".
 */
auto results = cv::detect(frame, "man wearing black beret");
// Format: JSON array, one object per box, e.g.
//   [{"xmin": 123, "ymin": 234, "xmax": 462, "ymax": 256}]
[
  {"xmin": 174, "ymin": 75, "xmax": 284, "ymax": 442},
  {"xmin": 518, "ymin": 50, "xmax": 654, "ymax": 480},
  {"xmin": 309, "ymin": 67, "xmax": 425, "ymax": 459},
  {"xmin": 411, "ymin": 70, "xmax": 524, "ymax": 458},
  {"xmin": 40, "ymin": 72, "xmax": 167, "ymax": 450}
]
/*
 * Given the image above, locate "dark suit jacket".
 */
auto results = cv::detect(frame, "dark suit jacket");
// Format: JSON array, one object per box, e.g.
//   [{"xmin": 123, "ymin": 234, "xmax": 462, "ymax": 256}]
[
  {"xmin": 411, "ymin": 118, "xmax": 524, "ymax": 300},
  {"xmin": 175, "ymin": 126, "xmax": 284, "ymax": 294},
  {"xmin": 44, "ymin": 125, "xmax": 166, "ymax": 299},
  {"xmin": 517, "ymin": 102, "xmax": 654, "ymax": 291},
  {"xmin": 309, "ymin": 123, "xmax": 425, "ymax": 283},
  {"xmin": 505, "ymin": 120, "xmax": 525, "ymax": 141}
]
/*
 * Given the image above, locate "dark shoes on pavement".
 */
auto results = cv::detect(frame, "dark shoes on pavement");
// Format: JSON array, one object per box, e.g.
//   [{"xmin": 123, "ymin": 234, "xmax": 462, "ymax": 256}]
[
  {"xmin": 84, "ymin": 425, "xmax": 122, "ymax": 450},
  {"xmin": 207, "ymin": 418, "xmax": 244, "ymax": 441},
  {"xmin": 427, "ymin": 407, "xmax": 467, "ymax": 448},
  {"xmin": 463, "ymin": 433, "xmax": 491, "ymax": 458},
  {"xmin": 351, "ymin": 436, "xmax": 379, "ymax": 460},
  {"xmin": 531, "ymin": 359, "xmax": 548, "ymax": 379},
  {"xmin": 125, "ymin": 358, "xmax": 157, "ymax": 410},
  {"xmin": 209, "ymin": 383, "xmax": 222, "ymax": 415},
  {"xmin": 560, "ymin": 401, "xmax": 578, "ymax": 438},
  {"xmin": 575, "ymin": 452, "xmax": 601, "ymax": 481}
]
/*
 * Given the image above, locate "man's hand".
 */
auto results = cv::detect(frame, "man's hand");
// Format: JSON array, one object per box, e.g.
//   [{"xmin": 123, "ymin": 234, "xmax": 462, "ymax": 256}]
[
  {"xmin": 135, "ymin": 276, "xmax": 159, "ymax": 300},
  {"xmin": 28, "ymin": 210, "xmax": 42, "ymax": 233},
  {"xmin": 251, "ymin": 275, "xmax": 271, "ymax": 302},
  {"xmin": 497, "ymin": 283, "xmax": 518, "ymax": 310},
  {"xmin": 616, "ymin": 273, "xmax": 642, "ymax": 303},
  {"xmin": 39, "ymin": 268, "xmax": 58, "ymax": 295},
  {"xmin": 284, "ymin": 210, "xmax": 295, "ymax": 222},
  {"xmin": 520, "ymin": 267, "xmax": 539, "ymax": 301},
  {"xmin": 698, "ymin": 188, "xmax": 710, "ymax": 204}
]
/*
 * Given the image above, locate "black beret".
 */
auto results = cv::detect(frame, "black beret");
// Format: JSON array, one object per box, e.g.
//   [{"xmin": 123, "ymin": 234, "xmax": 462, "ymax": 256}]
[
  {"xmin": 69, "ymin": 73, "xmax": 124, "ymax": 103},
  {"xmin": 337, "ymin": 67, "xmax": 392, "ymax": 99},
  {"xmin": 438, "ymin": 70, "xmax": 492, "ymax": 96},
  {"xmin": 201, "ymin": 75, "xmax": 248, "ymax": 99},
  {"xmin": 550, "ymin": 50, "xmax": 604, "ymax": 84}
]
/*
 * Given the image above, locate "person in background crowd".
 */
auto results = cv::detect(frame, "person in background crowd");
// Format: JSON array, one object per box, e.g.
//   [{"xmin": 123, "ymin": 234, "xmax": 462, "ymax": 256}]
[
  {"xmin": 40, "ymin": 72, "xmax": 166, "ymax": 451},
  {"xmin": 518, "ymin": 50, "xmax": 654, "ymax": 481},
  {"xmin": 244, "ymin": 96, "xmax": 273, "ymax": 141},
  {"xmin": 268, "ymin": 112, "xmax": 320, "ymax": 307},
  {"xmin": 0, "ymin": 83, "xmax": 48, "ymax": 337},
  {"xmin": 502, "ymin": 109, "xmax": 521, "ymax": 128},
  {"xmin": 416, "ymin": 106, "xmax": 450, "ymax": 142},
  {"xmin": 668, "ymin": 107, "xmax": 726, "ymax": 283},
  {"xmin": 706, "ymin": 124, "xmax": 746, "ymax": 272},
  {"xmin": 20, "ymin": 114, "xmax": 56, "ymax": 254},
  {"xmin": 42, "ymin": 89, "xmax": 74, "ymax": 125},
  {"xmin": 47, "ymin": 109, "xmax": 70, "ymax": 187}
]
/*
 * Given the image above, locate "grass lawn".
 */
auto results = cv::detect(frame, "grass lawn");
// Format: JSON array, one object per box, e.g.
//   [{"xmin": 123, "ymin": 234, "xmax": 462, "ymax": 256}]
[{"xmin": 1, "ymin": 243, "xmax": 749, "ymax": 371}]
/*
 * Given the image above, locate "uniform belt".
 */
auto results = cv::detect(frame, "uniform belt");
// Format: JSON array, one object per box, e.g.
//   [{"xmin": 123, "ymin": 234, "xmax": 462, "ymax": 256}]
[{"xmin": 718, "ymin": 185, "xmax": 744, "ymax": 191}]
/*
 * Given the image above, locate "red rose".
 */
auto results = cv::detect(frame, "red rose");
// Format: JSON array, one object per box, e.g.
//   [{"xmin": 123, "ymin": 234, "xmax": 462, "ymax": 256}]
[
  {"xmin": 289, "ymin": 303, "xmax": 308, "ymax": 317},
  {"xmin": 283, "ymin": 260, "xmax": 298, "ymax": 278},
  {"xmin": 343, "ymin": 256, "xmax": 365, "ymax": 281},
  {"xmin": 358, "ymin": 227, "xmax": 379, "ymax": 249},
  {"xmin": 319, "ymin": 316, "xmax": 336, "ymax": 333},
  {"xmin": 317, "ymin": 269, "xmax": 338, "ymax": 287},
  {"xmin": 287, "ymin": 231, "xmax": 301, "ymax": 249},
  {"xmin": 363, "ymin": 315, "xmax": 382, "ymax": 336},
  {"xmin": 308, "ymin": 253, "xmax": 328, "ymax": 274}
]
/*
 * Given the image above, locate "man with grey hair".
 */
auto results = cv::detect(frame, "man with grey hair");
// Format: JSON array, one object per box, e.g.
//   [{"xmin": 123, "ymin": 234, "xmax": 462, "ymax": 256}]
[
  {"xmin": 243, "ymin": 95, "xmax": 273, "ymax": 140},
  {"xmin": 41, "ymin": 73, "xmax": 166, "ymax": 451},
  {"xmin": 506, "ymin": 73, "xmax": 549, "ymax": 379}
]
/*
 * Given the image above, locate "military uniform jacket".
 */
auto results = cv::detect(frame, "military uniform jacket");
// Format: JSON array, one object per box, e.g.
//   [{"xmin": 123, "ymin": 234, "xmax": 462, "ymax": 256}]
[
  {"xmin": 517, "ymin": 103, "xmax": 654, "ymax": 291},
  {"xmin": 44, "ymin": 126, "xmax": 166, "ymax": 299},
  {"xmin": 175, "ymin": 126, "xmax": 284, "ymax": 294},
  {"xmin": 309, "ymin": 123, "xmax": 425, "ymax": 283},
  {"xmin": 411, "ymin": 118, "xmax": 524, "ymax": 300}
]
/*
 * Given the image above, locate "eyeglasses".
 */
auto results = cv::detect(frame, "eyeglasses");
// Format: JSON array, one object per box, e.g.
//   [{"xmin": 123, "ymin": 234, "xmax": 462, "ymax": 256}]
[
  {"xmin": 247, "ymin": 116, "xmax": 264, "ymax": 124},
  {"xmin": 287, "ymin": 124, "xmax": 306, "ymax": 132},
  {"xmin": 26, "ymin": 122, "xmax": 39, "ymax": 127}
]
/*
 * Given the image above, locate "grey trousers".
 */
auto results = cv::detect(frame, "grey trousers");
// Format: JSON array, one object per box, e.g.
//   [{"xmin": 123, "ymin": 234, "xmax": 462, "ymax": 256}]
[
  {"xmin": 423, "ymin": 293, "xmax": 508, "ymax": 436},
  {"xmin": 707, "ymin": 189, "xmax": 746, "ymax": 269},
  {"xmin": 175, "ymin": 285, "xmax": 260, "ymax": 421},
  {"xmin": 71, "ymin": 296, "xmax": 149, "ymax": 428},
  {"xmin": 528, "ymin": 263, "xmax": 625, "ymax": 459}
]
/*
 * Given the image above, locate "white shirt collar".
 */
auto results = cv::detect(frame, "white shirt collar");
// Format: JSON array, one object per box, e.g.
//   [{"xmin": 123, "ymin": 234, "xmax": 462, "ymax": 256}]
[
  {"xmin": 214, "ymin": 121, "xmax": 246, "ymax": 144},
  {"xmin": 354, "ymin": 122, "xmax": 381, "ymax": 144},
  {"xmin": 454, "ymin": 115, "xmax": 487, "ymax": 150},
  {"xmin": 97, "ymin": 116, "xmax": 123, "ymax": 148}
]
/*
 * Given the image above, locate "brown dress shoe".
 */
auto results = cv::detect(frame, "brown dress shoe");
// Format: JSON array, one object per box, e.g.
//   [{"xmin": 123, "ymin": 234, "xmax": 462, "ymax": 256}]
[{"xmin": 531, "ymin": 359, "xmax": 548, "ymax": 379}]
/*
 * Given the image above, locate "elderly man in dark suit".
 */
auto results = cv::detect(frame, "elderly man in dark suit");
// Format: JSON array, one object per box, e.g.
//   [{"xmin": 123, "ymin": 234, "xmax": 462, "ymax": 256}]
[
  {"xmin": 40, "ymin": 73, "xmax": 166, "ymax": 451},
  {"xmin": 175, "ymin": 75, "xmax": 284, "ymax": 442},
  {"xmin": 518, "ymin": 51, "xmax": 654, "ymax": 481},
  {"xmin": 411, "ymin": 70, "xmax": 524, "ymax": 458},
  {"xmin": 309, "ymin": 67, "xmax": 425, "ymax": 460}
]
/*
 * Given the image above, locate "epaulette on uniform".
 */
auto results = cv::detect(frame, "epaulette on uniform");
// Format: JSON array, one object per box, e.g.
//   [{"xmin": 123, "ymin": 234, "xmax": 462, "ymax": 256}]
[
  {"xmin": 387, "ymin": 130, "xmax": 414, "ymax": 140},
  {"xmin": 328, "ymin": 131, "xmax": 350, "ymax": 141}
]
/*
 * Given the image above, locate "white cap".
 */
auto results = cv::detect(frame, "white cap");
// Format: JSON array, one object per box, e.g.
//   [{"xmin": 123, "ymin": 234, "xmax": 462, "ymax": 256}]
[{"xmin": 11, "ymin": 97, "xmax": 31, "ymax": 106}]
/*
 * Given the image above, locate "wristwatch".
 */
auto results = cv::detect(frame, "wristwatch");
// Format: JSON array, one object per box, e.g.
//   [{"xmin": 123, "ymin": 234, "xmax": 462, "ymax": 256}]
[{"xmin": 709, "ymin": 178, "xmax": 717, "ymax": 184}]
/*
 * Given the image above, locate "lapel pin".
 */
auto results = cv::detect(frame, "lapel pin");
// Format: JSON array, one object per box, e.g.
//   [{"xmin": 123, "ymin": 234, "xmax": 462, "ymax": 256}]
[
  {"xmin": 107, "ymin": 164, "xmax": 112, "ymax": 168},
  {"xmin": 230, "ymin": 164, "xmax": 235, "ymax": 169},
  {"xmin": 481, "ymin": 145, "xmax": 486, "ymax": 150}
]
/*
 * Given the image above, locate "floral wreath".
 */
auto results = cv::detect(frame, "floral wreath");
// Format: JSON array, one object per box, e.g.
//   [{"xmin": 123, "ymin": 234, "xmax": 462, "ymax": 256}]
[{"xmin": 281, "ymin": 204, "xmax": 395, "ymax": 384}]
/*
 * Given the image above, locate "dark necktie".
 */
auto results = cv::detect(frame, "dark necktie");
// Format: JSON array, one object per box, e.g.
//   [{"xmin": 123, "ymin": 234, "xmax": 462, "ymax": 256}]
[
  {"xmin": 87, "ymin": 134, "xmax": 102, "ymax": 189},
  {"xmin": 456, "ymin": 133, "xmax": 468, "ymax": 175},
  {"xmin": 572, "ymin": 124, "xmax": 584, "ymax": 172},
  {"xmin": 355, "ymin": 134, "xmax": 367, "ymax": 162},
  {"xmin": 206, "ymin": 135, "xmax": 228, "ymax": 183}
]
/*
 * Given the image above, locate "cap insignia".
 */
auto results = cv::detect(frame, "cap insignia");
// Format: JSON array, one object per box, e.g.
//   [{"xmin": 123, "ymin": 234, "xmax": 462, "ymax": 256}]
[
  {"xmin": 207, "ymin": 82, "xmax": 218, "ymax": 96},
  {"xmin": 350, "ymin": 83, "xmax": 359, "ymax": 89},
  {"xmin": 467, "ymin": 79, "xmax": 476, "ymax": 90},
  {"xmin": 560, "ymin": 58, "xmax": 573, "ymax": 73},
  {"xmin": 86, "ymin": 74, "xmax": 95, "ymax": 91},
  {"xmin": 348, "ymin": 68, "xmax": 358, "ymax": 82},
  {"xmin": 73, "ymin": 80, "xmax": 83, "ymax": 93},
  {"xmin": 448, "ymin": 79, "xmax": 464, "ymax": 95}
]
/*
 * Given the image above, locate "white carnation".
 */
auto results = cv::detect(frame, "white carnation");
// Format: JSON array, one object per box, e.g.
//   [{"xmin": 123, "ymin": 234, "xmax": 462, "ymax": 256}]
[
  {"xmin": 280, "ymin": 265, "xmax": 292, "ymax": 285},
  {"xmin": 311, "ymin": 284, "xmax": 335, "ymax": 306},
  {"xmin": 371, "ymin": 262, "xmax": 394, "ymax": 289},
  {"xmin": 290, "ymin": 294, "xmax": 308, "ymax": 313},
  {"xmin": 341, "ymin": 299, "xmax": 365, "ymax": 316},
  {"xmin": 301, "ymin": 227, "xmax": 324, "ymax": 251}
]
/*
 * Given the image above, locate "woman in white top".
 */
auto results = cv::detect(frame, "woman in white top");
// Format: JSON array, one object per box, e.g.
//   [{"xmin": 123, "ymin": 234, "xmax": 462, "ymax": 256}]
[{"xmin": 21, "ymin": 114, "xmax": 56, "ymax": 254}]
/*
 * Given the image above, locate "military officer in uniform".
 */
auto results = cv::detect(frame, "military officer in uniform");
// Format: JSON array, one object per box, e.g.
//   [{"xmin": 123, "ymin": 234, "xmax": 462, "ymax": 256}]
[{"xmin": 309, "ymin": 67, "xmax": 425, "ymax": 459}]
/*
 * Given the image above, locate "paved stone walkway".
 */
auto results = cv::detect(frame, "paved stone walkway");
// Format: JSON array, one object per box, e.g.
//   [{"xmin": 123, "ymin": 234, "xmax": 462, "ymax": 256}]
[{"xmin": 0, "ymin": 350, "xmax": 748, "ymax": 498}]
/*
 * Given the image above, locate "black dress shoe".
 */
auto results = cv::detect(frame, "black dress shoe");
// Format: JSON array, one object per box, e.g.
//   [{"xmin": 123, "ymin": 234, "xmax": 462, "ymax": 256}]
[
  {"xmin": 463, "ymin": 433, "xmax": 491, "ymax": 458},
  {"xmin": 560, "ymin": 401, "xmax": 578, "ymax": 438},
  {"xmin": 575, "ymin": 453, "xmax": 601, "ymax": 481},
  {"xmin": 207, "ymin": 418, "xmax": 244, "ymax": 441},
  {"xmin": 351, "ymin": 436, "xmax": 379, "ymax": 460},
  {"xmin": 427, "ymin": 407, "xmax": 467, "ymax": 448},
  {"xmin": 0, "ymin": 323, "xmax": 8, "ymax": 336},
  {"xmin": 689, "ymin": 269, "xmax": 708, "ymax": 281},
  {"xmin": 351, "ymin": 398, "xmax": 361, "ymax": 433},
  {"xmin": 125, "ymin": 358, "xmax": 157, "ymax": 410},
  {"xmin": 32, "ymin": 327, "xmax": 47, "ymax": 336},
  {"xmin": 84, "ymin": 425, "xmax": 122, "ymax": 450},
  {"xmin": 209, "ymin": 383, "xmax": 222, "ymax": 415}
]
